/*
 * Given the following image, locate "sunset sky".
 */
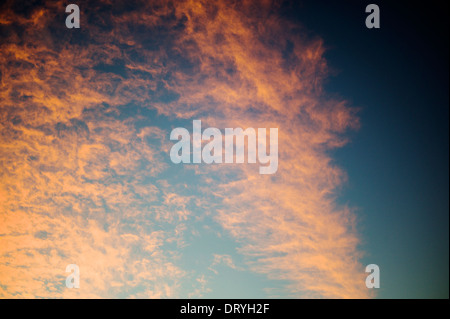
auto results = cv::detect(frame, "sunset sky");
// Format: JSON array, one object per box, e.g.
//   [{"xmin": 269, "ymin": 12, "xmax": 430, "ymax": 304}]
[{"xmin": 0, "ymin": 0, "xmax": 448, "ymax": 298}]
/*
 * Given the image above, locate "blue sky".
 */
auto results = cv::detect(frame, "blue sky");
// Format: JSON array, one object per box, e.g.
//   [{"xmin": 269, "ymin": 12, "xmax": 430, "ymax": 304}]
[
  {"xmin": 289, "ymin": 0, "xmax": 449, "ymax": 298},
  {"xmin": 0, "ymin": 0, "xmax": 448, "ymax": 298}
]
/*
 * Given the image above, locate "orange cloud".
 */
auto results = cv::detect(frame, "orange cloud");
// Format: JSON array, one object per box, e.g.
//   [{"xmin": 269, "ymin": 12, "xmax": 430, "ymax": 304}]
[{"xmin": 0, "ymin": 0, "xmax": 371, "ymax": 298}]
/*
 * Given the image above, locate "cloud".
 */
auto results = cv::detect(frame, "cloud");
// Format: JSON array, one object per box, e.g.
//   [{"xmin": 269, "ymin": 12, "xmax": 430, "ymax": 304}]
[
  {"xmin": 208, "ymin": 254, "xmax": 240, "ymax": 275},
  {"xmin": 0, "ymin": 0, "xmax": 371, "ymax": 298}
]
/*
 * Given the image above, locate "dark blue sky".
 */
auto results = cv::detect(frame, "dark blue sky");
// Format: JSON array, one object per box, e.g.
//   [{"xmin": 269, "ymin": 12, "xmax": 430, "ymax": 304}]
[{"xmin": 281, "ymin": 0, "xmax": 449, "ymax": 298}]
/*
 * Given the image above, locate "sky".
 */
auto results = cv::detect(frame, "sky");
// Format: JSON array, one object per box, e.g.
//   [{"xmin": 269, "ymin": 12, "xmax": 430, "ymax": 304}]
[{"xmin": 0, "ymin": 0, "xmax": 448, "ymax": 299}]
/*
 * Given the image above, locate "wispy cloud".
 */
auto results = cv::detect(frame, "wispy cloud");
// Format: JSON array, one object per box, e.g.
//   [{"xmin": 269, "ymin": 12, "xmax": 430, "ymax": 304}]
[
  {"xmin": 0, "ymin": 0, "xmax": 371, "ymax": 298},
  {"xmin": 208, "ymin": 254, "xmax": 241, "ymax": 275}
]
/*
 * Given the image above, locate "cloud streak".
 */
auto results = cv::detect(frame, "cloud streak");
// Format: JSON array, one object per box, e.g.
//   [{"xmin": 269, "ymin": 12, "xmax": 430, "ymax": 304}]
[{"xmin": 0, "ymin": 0, "xmax": 371, "ymax": 298}]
